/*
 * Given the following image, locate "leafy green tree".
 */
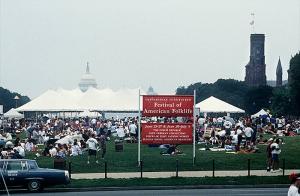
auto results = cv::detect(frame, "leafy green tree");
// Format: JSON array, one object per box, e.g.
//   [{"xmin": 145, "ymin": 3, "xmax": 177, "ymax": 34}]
[
  {"xmin": 0, "ymin": 87, "xmax": 30, "ymax": 113},
  {"xmin": 270, "ymin": 87, "xmax": 291, "ymax": 116},
  {"xmin": 243, "ymin": 86, "xmax": 273, "ymax": 115},
  {"xmin": 176, "ymin": 79, "xmax": 249, "ymax": 111},
  {"xmin": 288, "ymin": 52, "xmax": 300, "ymax": 115}
]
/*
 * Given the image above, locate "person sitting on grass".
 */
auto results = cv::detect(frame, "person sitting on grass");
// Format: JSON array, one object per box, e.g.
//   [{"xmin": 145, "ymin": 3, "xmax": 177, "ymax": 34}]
[
  {"xmin": 57, "ymin": 144, "xmax": 67, "ymax": 159},
  {"xmin": 49, "ymin": 145, "xmax": 57, "ymax": 157},
  {"xmin": 43, "ymin": 143, "xmax": 51, "ymax": 156},
  {"xmin": 86, "ymin": 134, "xmax": 99, "ymax": 164},
  {"xmin": 25, "ymin": 139, "xmax": 35, "ymax": 152},
  {"xmin": 13, "ymin": 143, "xmax": 25, "ymax": 158},
  {"xmin": 70, "ymin": 139, "xmax": 82, "ymax": 156},
  {"xmin": 160, "ymin": 145, "xmax": 182, "ymax": 155}
]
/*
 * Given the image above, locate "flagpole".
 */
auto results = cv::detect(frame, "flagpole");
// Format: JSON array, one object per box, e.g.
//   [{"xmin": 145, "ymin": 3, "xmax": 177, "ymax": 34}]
[
  {"xmin": 250, "ymin": 13, "xmax": 255, "ymax": 33},
  {"xmin": 193, "ymin": 90, "xmax": 196, "ymax": 165},
  {"xmin": 138, "ymin": 89, "xmax": 141, "ymax": 166}
]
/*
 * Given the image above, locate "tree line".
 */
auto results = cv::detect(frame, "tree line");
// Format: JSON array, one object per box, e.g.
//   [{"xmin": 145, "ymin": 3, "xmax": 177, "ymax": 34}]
[{"xmin": 176, "ymin": 52, "xmax": 300, "ymax": 117}]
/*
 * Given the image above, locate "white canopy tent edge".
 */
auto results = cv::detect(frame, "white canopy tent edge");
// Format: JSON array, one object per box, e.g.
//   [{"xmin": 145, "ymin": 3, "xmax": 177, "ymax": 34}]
[
  {"xmin": 17, "ymin": 87, "xmax": 146, "ymax": 113},
  {"xmin": 195, "ymin": 96, "xmax": 245, "ymax": 114}
]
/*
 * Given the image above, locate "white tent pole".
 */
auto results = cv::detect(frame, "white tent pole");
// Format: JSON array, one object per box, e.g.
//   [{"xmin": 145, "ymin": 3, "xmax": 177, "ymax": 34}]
[
  {"xmin": 138, "ymin": 89, "xmax": 141, "ymax": 166},
  {"xmin": 193, "ymin": 90, "xmax": 196, "ymax": 165}
]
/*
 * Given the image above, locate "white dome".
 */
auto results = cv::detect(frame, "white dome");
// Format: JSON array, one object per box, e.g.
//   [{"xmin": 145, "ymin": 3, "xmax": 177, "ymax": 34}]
[
  {"xmin": 81, "ymin": 73, "xmax": 95, "ymax": 80},
  {"xmin": 78, "ymin": 63, "xmax": 98, "ymax": 92}
]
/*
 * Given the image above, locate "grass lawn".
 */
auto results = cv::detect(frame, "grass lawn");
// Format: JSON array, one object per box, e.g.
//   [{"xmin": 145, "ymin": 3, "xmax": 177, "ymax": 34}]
[
  {"xmin": 25, "ymin": 136, "xmax": 300, "ymax": 173},
  {"xmin": 58, "ymin": 176, "xmax": 290, "ymax": 188}
]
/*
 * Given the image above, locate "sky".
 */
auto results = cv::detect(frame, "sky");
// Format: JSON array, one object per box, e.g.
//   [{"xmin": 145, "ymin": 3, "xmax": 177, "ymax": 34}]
[{"xmin": 0, "ymin": 0, "xmax": 299, "ymax": 98}]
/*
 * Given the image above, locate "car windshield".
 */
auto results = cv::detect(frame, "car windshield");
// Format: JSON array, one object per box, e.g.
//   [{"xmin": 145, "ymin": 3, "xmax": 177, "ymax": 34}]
[{"xmin": 28, "ymin": 161, "xmax": 38, "ymax": 169}]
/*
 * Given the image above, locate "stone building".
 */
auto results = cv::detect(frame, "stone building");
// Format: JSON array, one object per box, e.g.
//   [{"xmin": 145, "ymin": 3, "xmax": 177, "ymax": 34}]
[{"xmin": 245, "ymin": 34, "xmax": 267, "ymax": 86}]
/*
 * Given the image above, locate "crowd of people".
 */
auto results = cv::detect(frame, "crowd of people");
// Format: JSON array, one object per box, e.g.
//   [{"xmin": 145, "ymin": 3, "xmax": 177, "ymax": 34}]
[
  {"xmin": 0, "ymin": 116, "xmax": 139, "ymax": 164},
  {"xmin": 1, "ymin": 111, "xmax": 300, "ymax": 194},
  {"xmin": 0, "ymin": 113, "xmax": 299, "ymax": 170},
  {"xmin": 195, "ymin": 114, "xmax": 299, "ymax": 172}
]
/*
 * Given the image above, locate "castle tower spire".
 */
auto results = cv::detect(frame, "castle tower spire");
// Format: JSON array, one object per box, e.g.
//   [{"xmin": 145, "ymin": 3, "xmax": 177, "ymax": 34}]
[
  {"xmin": 276, "ymin": 57, "xmax": 283, "ymax": 87},
  {"xmin": 86, "ymin": 62, "xmax": 90, "ymax": 74}
]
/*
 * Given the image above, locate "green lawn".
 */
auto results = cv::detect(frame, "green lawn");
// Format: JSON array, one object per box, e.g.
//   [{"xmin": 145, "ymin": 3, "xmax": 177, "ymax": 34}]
[{"xmin": 26, "ymin": 136, "xmax": 300, "ymax": 173}]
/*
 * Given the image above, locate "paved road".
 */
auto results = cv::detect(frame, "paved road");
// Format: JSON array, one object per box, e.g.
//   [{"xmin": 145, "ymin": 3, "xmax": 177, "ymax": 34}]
[{"xmin": 9, "ymin": 188, "xmax": 288, "ymax": 196}]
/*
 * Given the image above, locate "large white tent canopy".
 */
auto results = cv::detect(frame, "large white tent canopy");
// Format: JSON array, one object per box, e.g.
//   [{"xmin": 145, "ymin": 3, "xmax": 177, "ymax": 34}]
[
  {"xmin": 3, "ymin": 108, "xmax": 24, "ymax": 119},
  {"xmin": 195, "ymin": 96, "xmax": 245, "ymax": 113},
  {"xmin": 17, "ymin": 87, "xmax": 145, "ymax": 112}
]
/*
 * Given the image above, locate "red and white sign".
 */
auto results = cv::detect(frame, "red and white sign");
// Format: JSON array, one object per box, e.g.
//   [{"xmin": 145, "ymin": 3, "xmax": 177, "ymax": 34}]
[
  {"xmin": 142, "ymin": 95, "xmax": 194, "ymax": 117},
  {"xmin": 141, "ymin": 123, "xmax": 193, "ymax": 144}
]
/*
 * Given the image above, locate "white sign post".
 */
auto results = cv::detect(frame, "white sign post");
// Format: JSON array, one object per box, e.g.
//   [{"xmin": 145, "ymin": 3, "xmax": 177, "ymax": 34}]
[
  {"xmin": 193, "ymin": 90, "xmax": 196, "ymax": 165},
  {"xmin": 138, "ymin": 90, "xmax": 141, "ymax": 166}
]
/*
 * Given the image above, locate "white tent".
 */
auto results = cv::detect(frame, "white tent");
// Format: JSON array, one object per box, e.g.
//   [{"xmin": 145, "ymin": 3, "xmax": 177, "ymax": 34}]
[
  {"xmin": 251, "ymin": 109, "xmax": 269, "ymax": 118},
  {"xmin": 3, "ymin": 108, "xmax": 24, "ymax": 119},
  {"xmin": 17, "ymin": 87, "xmax": 145, "ymax": 112},
  {"xmin": 195, "ymin": 96, "xmax": 245, "ymax": 113}
]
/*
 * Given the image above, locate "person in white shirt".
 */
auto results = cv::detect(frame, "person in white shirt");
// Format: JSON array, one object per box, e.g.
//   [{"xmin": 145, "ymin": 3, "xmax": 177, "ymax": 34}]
[
  {"xmin": 271, "ymin": 138, "xmax": 281, "ymax": 172},
  {"xmin": 25, "ymin": 140, "xmax": 34, "ymax": 151},
  {"xmin": 86, "ymin": 134, "xmax": 99, "ymax": 164},
  {"xmin": 129, "ymin": 122, "xmax": 137, "ymax": 138},
  {"xmin": 14, "ymin": 144, "xmax": 25, "ymax": 158},
  {"xmin": 5, "ymin": 133, "xmax": 12, "ymax": 141},
  {"xmin": 116, "ymin": 126, "xmax": 125, "ymax": 138},
  {"xmin": 198, "ymin": 117, "xmax": 206, "ymax": 128},
  {"xmin": 49, "ymin": 146, "xmax": 57, "ymax": 157},
  {"xmin": 70, "ymin": 139, "xmax": 82, "ymax": 156},
  {"xmin": 288, "ymin": 173, "xmax": 300, "ymax": 196},
  {"xmin": 244, "ymin": 124, "xmax": 254, "ymax": 147}
]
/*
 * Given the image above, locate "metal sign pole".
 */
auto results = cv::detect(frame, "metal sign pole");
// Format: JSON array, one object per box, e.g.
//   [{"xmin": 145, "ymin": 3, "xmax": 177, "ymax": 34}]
[
  {"xmin": 138, "ymin": 89, "xmax": 141, "ymax": 166},
  {"xmin": 193, "ymin": 90, "xmax": 196, "ymax": 165}
]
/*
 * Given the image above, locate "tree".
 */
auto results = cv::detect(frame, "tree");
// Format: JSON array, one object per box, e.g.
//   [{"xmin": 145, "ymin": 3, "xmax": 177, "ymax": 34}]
[
  {"xmin": 289, "ymin": 52, "xmax": 300, "ymax": 115},
  {"xmin": 270, "ymin": 87, "xmax": 291, "ymax": 116},
  {"xmin": 243, "ymin": 86, "xmax": 273, "ymax": 115},
  {"xmin": 176, "ymin": 79, "xmax": 249, "ymax": 111},
  {"xmin": 0, "ymin": 87, "xmax": 30, "ymax": 113}
]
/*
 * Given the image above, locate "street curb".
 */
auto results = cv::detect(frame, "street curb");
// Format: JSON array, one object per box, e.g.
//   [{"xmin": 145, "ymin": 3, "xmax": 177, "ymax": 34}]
[
  {"xmin": 1, "ymin": 184, "xmax": 289, "ymax": 193},
  {"xmin": 48, "ymin": 184, "xmax": 290, "ymax": 192}
]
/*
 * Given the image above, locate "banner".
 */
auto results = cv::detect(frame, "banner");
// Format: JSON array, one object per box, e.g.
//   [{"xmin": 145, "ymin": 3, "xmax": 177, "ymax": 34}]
[
  {"xmin": 142, "ymin": 95, "xmax": 193, "ymax": 117},
  {"xmin": 141, "ymin": 123, "xmax": 193, "ymax": 144}
]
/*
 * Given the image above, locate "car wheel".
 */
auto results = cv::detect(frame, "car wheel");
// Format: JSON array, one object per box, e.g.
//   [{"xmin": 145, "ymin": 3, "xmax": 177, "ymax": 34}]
[{"xmin": 27, "ymin": 180, "xmax": 42, "ymax": 192}]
